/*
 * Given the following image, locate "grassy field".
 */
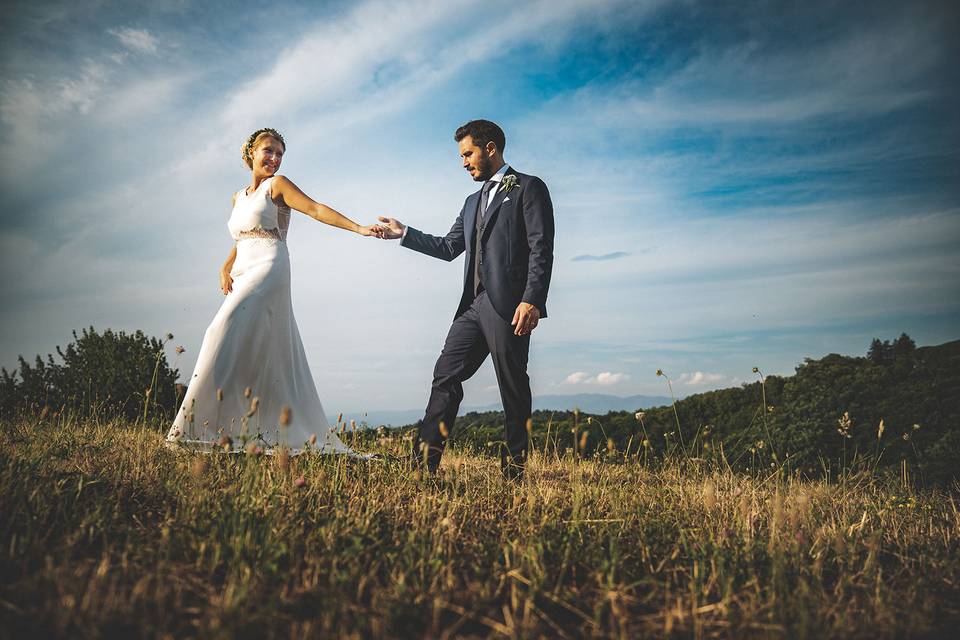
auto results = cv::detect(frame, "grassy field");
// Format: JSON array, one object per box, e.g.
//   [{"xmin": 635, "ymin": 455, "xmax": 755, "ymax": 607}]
[{"xmin": 2, "ymin": 415, "xmax": 958, "ymax": 639}]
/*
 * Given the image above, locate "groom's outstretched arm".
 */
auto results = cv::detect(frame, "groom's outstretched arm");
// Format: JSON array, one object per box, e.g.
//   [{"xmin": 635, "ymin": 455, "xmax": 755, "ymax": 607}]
[
  {"xmin": 521, "ymin": 177, "xmax": 555, "ymax": 314},
  {"xmin": 379, "ymin": 203, "xmax": 467, "ymax": 262}
]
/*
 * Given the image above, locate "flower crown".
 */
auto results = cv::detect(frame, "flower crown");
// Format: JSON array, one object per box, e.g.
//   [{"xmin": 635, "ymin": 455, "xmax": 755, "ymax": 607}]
[{"xmin": 242, "ymin": 128, "xmax": 285, "ymax": 166}]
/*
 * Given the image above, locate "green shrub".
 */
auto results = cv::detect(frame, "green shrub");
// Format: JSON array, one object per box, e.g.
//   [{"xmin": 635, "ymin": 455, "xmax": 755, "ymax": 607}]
[{"xmin": 0, "ymin": 327, "xmax": 180, "ymax": 423}]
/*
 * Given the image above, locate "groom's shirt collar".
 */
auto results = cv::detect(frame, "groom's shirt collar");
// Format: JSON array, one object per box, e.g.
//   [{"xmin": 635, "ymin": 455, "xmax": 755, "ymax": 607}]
[
  {"xmin": 489, "ymin": 163, "xmax": 510, "ymax": 183},
  {"xmin": 483, "ymin": 163, "xmax": 511, "ymax": 209}
]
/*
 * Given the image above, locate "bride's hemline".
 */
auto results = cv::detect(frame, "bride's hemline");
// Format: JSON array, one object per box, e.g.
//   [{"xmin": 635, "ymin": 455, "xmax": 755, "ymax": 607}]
[{"xmin": 163, "ymin": 438, "xmax": 376, "ymax": 460}]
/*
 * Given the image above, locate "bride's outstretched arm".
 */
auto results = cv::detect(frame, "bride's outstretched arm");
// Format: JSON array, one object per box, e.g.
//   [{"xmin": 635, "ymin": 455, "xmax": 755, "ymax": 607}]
[{"xmin": 271, "ymin": 175, "xmax": 382, "ymax": 237}]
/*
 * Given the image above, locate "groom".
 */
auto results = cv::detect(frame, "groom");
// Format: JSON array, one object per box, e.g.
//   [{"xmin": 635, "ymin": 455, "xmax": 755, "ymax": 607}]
[{"xmin": 378, "ymin": 119, "xmax": 554, "ymax": 479}]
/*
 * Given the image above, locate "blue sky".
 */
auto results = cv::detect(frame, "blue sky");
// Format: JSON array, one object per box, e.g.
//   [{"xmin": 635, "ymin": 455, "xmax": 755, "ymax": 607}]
[{"xmin": 1, "ymin": 0, "xmax": 958, "ymax": 416}]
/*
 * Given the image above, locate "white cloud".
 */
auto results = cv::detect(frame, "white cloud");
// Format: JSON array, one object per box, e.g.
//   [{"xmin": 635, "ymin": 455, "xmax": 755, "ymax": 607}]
[
  {"xmin": 219, "ymin": 0, "xmax": 653, "ymax": 131},
  {"xmin": 596, "ymin": 371, "xmax": 630, "ymax": 385},
  {"xmin": 109, "ymin": 27, "xmax": 160, "ymax": 55},
  {"xmin": 677, "ymin": 372, "xmax": 726, "ymax": 386},
  {"xmin": 563, "ymin": 371, "xmax": 591, "ymax": 385},
  {"xmin": 562, "ymin": 371, "xmax": 631, "ymax": 386}
]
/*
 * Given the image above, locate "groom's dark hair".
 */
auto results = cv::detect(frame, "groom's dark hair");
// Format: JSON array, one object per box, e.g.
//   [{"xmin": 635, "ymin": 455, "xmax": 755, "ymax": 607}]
[{"xmin": 454, "ymin": 119, "xmax": 506, "ymax": 153}]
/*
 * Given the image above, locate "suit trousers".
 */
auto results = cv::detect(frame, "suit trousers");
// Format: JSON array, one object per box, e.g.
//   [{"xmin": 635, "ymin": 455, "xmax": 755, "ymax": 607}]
[{"xmin": 412, "ymin": 291, "xmax": 531, "ymax": 476}]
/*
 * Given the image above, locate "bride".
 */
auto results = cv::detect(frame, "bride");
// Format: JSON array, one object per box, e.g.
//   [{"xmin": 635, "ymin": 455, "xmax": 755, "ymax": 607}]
[{"xmin": 166, "ymin": 128, "xmax": 381, "ymax": 456}]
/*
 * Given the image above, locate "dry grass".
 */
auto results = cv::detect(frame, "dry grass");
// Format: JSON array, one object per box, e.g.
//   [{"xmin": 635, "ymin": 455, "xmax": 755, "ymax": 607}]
[{"xmin": 1, "ymin": 414, "xmax": 958, "ymax": 639}]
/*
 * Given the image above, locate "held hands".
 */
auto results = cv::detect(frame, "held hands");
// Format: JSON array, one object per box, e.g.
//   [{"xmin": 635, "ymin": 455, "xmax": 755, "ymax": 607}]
[
  {"xmin": 511, "ymin": 302, "xmax": 540, "ymax": 336},
  {"xmin": 220, "ymin": 269, "xmax": 233, "ymax": 295},
  {"xmin": 376, "ymin": 216, "xmax": 406, "ymax": 240},
  {"xmin": 357, "ymin": 224, "xmax": 387, "ymax": 238}
]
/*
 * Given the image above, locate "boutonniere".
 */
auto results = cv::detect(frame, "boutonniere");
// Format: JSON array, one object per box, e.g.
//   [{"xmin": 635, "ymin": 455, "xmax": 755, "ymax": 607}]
[{"xmin": 499, "ymin": 174, "xmax": 519, "ymax": 194}]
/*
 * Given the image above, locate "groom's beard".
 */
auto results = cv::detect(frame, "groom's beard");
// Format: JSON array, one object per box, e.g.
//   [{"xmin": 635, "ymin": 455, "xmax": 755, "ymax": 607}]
[{"xmin": 473, "ymin": 155, "xmax": 495, "ymax": 181}]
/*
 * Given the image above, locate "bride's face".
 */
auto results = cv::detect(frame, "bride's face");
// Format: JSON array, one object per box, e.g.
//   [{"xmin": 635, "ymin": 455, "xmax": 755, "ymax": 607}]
[{"xmin": 252, "ymin": 137, "xmax": 284, "ymax": 175}]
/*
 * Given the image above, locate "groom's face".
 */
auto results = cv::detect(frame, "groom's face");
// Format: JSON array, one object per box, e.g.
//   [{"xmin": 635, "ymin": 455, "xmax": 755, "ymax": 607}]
[{"xmin": 459, "ymin": 136, "xmax": 497, "ymax": 182}]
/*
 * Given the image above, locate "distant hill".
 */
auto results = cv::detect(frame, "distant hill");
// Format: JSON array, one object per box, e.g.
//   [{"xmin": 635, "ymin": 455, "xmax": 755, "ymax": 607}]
[{"xmin": 335, "ymin": 393, "xmax": 673, "ymax": 427}]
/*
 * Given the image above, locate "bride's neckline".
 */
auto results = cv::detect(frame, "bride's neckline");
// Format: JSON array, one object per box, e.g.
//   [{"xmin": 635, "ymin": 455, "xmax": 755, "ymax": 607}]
[{"xmin": 244, "ymin": 176, "xmax": 272, "ymax": 197}]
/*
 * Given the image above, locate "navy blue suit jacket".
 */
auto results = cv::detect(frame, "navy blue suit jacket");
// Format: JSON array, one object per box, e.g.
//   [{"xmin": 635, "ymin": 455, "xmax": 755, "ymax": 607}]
[{"xmin": 401, "ymin": 168, "xmax": 554, "ymax": 322}]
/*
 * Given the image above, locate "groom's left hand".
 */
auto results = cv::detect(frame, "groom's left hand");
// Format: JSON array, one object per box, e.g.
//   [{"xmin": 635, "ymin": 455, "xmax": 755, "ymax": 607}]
[{"xmin": 511, "ymin": 302, "xmax": 540, "ymax": 336}]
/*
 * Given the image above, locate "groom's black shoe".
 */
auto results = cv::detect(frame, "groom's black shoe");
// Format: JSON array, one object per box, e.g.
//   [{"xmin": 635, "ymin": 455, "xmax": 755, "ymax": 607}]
[{"xmin": 410, "ymin": 439, "xmax": 443, "ymax": 474}]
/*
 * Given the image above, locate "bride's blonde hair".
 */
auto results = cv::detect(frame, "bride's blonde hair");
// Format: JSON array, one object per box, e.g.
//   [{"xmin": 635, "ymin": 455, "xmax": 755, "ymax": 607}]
[{"xmin": 242, "ymin": 128, "xmax": 285, "ymax": 168}]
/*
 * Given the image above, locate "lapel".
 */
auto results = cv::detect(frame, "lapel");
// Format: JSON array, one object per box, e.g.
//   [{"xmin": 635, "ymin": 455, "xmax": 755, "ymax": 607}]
[
  {"xmin": 464, "ymin": 189, "xmax": 481, "ymax": 252},
  {"xmin": 480, "ymin": 167, "xmax": 517, "ymax": 244}
]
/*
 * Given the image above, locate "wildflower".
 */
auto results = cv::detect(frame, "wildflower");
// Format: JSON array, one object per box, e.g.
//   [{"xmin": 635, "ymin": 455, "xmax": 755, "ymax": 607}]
[
  {"xmin": 245, "ymin": 396, "xmax": 260, "ymax": 417},
  {"xmin": 635, "ymin": 411, "xmax": 645, "ymax": 421},
  {"xmin": 656, "ymin": 369, "xmax": 664, "ymax": 377},
  {"xmin": 755, "ymin": 439, "xmax": 765, "ymax": 450},
  {"xmin": 702, "ymin": 479, "xmax": 717, "ymax": 510},
  {"xmin": 279, "ymin": 405, "xmax": 292, "ymax": 426},
  {"xmin": 642, "ymin": 439, "xmax": 651, "ymax": 449},
  {"xmin": 837, "ymin": 411, "xmax": 853, "ymax": 438},
  {"xmin": 877, "ymin": 419, "xmax": 885, "ymax": 440},
  {"xmin": 166, "ymin": 332, "xmax": 174, "ymax": 340},
  {"xmin": 294, "ymin": 475, "xmax": 306, "ymax": 488},
  {"xmin": 912, "ymin": 423, "xmax": 921, "ymax": 431},
  {"xmin": 752, "ymin": 367, "xmax": 759, "ymax": 373},
  {"xmin": 901, "ymin": 432, "xmax": 910, "ymax": 441},
  {"xmin": 218, "ymin": 434, "xmax": 232, "ymax": 451},
  {"xmin": 175, "ymin": 346, "xmax": 185, "ymax": 355},
  {"xmin": 767, "ymin": 405, "xmax": 775, "ymax": 413}
]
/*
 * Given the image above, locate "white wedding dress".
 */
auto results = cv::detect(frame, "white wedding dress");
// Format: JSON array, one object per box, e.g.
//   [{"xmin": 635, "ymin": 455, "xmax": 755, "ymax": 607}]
[{"xmin": 166, "ymin": 176, "xmax": 365, "ymax": 457}]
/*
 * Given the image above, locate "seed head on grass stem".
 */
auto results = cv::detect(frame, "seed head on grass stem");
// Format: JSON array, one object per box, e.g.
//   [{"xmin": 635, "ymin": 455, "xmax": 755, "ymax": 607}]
[{"xmin": 656, "ymin": 369, "xmax": 684, "ymax": 452}]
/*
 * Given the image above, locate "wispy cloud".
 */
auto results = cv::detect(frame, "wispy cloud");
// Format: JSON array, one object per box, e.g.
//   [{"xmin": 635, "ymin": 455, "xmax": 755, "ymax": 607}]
[
  {"xmin": 677, "ymin": 371, "xmax": 725, "ymax": 386},
  {"xmin": 108, "ymin": 27, "xmax": 159, "ymax": 55},
  {"xmin": 572, "ymin": 251, "xmax": 629, "ymax": 262},
  {"xmin": 562, "ymin": 371, "xmax": 631, "ymax": 386}
]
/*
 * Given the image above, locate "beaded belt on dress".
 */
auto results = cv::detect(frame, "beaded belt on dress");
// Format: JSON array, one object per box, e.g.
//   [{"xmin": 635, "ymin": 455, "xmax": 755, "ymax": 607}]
[{"xmin": 236, "ymin": 227, "xmax": 284, "ymax": 241}]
